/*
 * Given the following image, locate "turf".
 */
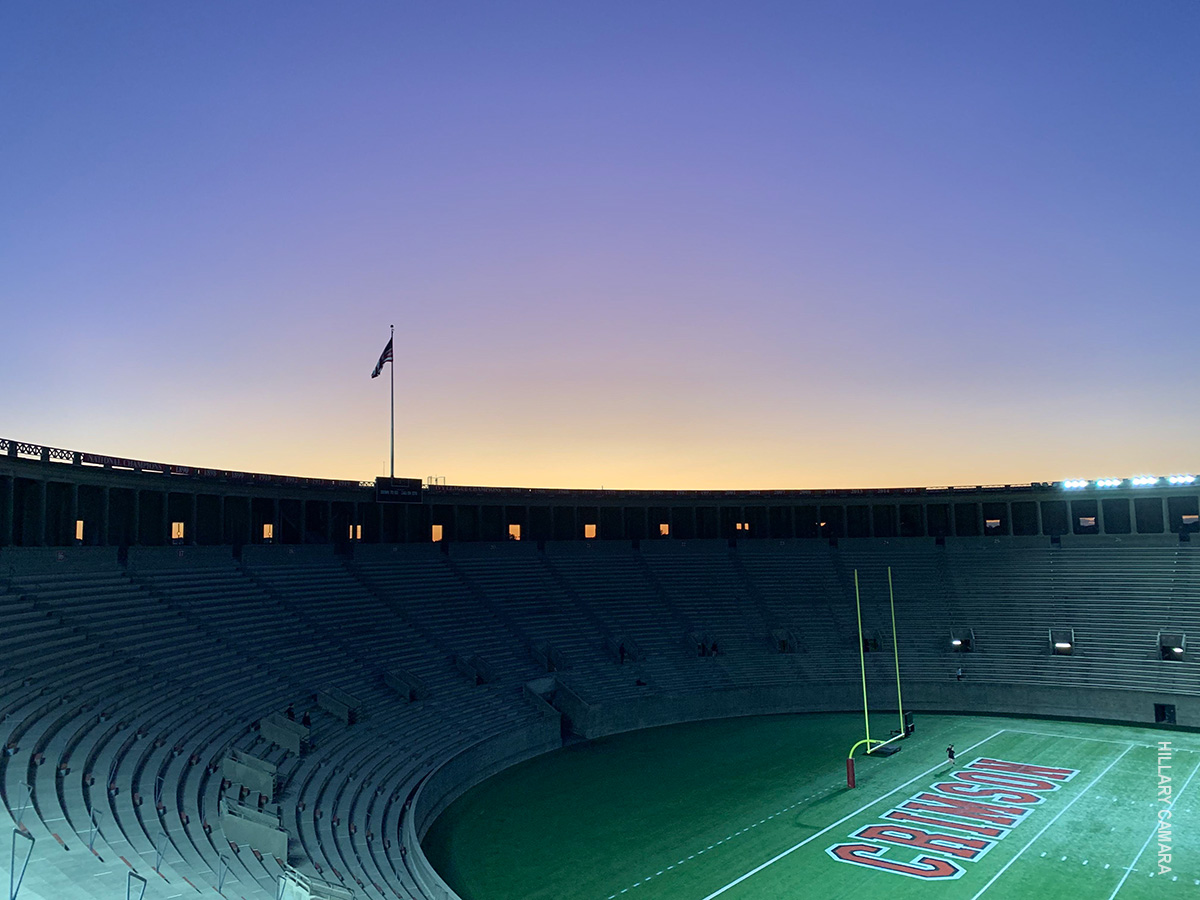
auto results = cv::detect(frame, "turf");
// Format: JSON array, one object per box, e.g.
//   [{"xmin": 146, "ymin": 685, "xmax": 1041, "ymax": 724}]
[{"xmin": 422, "ymin": 713, "xmax": 1199, "ymax": 900}]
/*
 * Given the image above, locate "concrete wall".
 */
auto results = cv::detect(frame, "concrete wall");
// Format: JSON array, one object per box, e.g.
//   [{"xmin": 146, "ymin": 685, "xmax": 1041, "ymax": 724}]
[
  {"xmin": 903, "ymin": 680, "xmax": 1200, "ymax": 728},
  {"xmin": 126, "ymin": 545, "xmax": 234, "ymax": 569},
  {"xmin": 557, "ymin": 681, "xmax": 1200, "ymax": 742},
  {"xmin": 0, "ymin": 545, "xmax": 118, "ymax": 574}
]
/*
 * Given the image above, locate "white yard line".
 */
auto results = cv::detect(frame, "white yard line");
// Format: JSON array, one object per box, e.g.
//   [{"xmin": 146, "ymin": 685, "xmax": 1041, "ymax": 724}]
[
  {"xmin": 1107, "ymin": 754, "xmax": 1200, "ymax": 900},
  {"xmin": 970, "ymin": 744, "xmax": 1135, "ymax": 899},
  {"xmin": 602, "ymin": 784, "xmax": 841, "ymax": 900},
  {"xmin": 692, "ymin": 729, "xmax": 1007, "ymax": 900}
]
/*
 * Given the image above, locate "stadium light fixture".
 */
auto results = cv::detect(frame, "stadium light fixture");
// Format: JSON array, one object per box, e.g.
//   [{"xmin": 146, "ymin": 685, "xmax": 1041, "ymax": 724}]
[
  {"xmin": 1159, "ymin": 632, "xmax": 1186, "ymax": 661},
  {"xmin": 951, "ymin": 639, "xmax": 962, "ymax": 646},
  {"xmin": 1095, "ymin": 478, "xmax": 1122, "ymax": 488},
  {"xmin": 1062, "ymin": 479, "xmax": 1089, "ymax": 489},
  {"xmin": 1168, "ymin": 475, "xmax": 1196, "ymax": 485},
  {"xmin": 1050, "ymin": 628, "xmax": 1075, "ymax": 656},
  {"xmin": 1131, "ymin": 476, "xmax": 1160, "ymax": 486}
]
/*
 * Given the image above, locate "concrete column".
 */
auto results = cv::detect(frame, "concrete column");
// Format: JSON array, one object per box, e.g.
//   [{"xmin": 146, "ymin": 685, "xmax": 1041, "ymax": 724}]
[
  {"xmin": 1, "ymin": 475, "xmax": 13, "ymax": 547},
  {"xmin": 160, "ymin": 491, "xmax": 170, "ymax": 545},
  {"xmin": 188, "ymin": 492, "xmax": 198, "ymax": 545},
  {"xmin": 217, "ymin": 495, "xmax": 226, "ymax": 544},
  {"xmin": 324, "ymin": 501, "xmax": 333, "ymax": 543},
  {"xmin": 299, "ymin": 501, "xmax": 308, "ymax": 545},
  {"xmin": 243, "ymin": 498, "xmax": 253, "ymax": 546},
  {"xmin": 273, "ymin": 498, "xmax": 282, "ymax": 544},
  {"xmin": 69, "ymin": 483, "xmax": 79, "ymax": 544},
  {"xmin": 36, "ymin": 480, "xmax": 47, "ymax": 546},
  {"xmin": 131, "ymin": 490, "xmax": 141, "ymax": 546},
  {"xmin": 99, "ymin": 487, "xmax": 110, "ymax": 546}
]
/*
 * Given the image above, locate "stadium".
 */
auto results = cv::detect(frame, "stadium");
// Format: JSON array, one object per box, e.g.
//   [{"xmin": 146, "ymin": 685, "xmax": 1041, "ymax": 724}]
[
  {"xmin": 7, "ymin": 5, "xmax": 1199, "ymax": 899},
  {"xmin": 2, "ymin": 436, "xmax": 1197, "ymax": 900}
]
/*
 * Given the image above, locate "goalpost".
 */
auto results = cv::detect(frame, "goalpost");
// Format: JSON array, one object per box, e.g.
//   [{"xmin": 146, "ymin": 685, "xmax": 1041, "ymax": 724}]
[{"xmin": 846, "ymin": 566, "xmax": 909, "ymax": 787}]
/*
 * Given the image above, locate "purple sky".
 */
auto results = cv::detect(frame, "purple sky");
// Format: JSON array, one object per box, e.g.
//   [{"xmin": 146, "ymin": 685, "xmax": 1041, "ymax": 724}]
[{"xmin": 4, "ymin": 2, "xmax": 1198, "ymax": 489}]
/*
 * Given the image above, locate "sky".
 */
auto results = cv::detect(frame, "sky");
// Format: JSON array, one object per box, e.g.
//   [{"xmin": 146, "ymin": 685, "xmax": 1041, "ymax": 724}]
[{"xmin": 3, "ymin": 2, "xmax": 1198, "ymax": 490}]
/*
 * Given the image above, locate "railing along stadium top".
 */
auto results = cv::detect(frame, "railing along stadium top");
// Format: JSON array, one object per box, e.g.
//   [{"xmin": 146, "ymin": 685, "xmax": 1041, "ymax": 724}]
[
  {"xmin": 0, "ymin": 436, "xmax": 364, "ymax": 491},
  {"xmin": 20, "ymin": 435, "xmax": 1184, "ymax": 498}
]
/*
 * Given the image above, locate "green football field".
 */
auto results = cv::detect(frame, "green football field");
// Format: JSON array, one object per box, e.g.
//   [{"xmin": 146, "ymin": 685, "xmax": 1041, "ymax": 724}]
[{"xmin": 423, "ymin": 712, "xmax": 1197, "ymax": 900}]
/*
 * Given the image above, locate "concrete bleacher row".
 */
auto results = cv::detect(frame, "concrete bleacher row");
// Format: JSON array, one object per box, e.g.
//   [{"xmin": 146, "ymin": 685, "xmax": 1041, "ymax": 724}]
[{"xmin": 2, "ymin": 535, "xmax": 1199, "ymax": 899}]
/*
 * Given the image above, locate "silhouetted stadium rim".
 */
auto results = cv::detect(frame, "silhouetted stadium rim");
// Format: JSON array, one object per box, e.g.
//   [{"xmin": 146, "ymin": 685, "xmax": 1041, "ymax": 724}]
[
  {"xmin": 5, "ymin": 435, "xmax": 1200, "ymax": 549},
  {"xmin": 0, "ymin": 434, "xmax": 1140, "ymax": 494}
]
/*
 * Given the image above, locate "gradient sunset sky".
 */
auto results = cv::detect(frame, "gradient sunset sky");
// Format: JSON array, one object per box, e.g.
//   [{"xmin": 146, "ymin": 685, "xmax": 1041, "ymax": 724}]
[{"xmin": 4, "ymin": 3, "xmax": 1198, "ymax": 489}]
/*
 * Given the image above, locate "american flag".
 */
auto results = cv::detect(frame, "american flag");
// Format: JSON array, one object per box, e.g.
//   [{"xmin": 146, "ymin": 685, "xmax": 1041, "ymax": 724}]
[{"xmin": 370, "ymin": 337, "xmax": 393, "ymax": 378}]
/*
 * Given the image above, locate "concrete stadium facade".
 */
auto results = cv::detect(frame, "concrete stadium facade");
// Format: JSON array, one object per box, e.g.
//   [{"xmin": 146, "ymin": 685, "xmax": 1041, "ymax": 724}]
[{"xmin": 4, "ymin": 437, "xmax": 1199, "ymax": 548}]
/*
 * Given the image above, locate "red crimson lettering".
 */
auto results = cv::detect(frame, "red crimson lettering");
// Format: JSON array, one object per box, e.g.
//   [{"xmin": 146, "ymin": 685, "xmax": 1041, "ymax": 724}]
[
  {"xmin": 933, "ymin": 782, "xmax": 1042, "ymax": 805},
  {"xmin": 882, "ymin": 809, "xmax": 1006, "ymax": 839},
  {"xmin": 968, "ymin": 758, "xmax": 1078, "ymax": 782},
  {"xmin": 826, "ymin": 842, "xmax": 964, "ymax": 879},
  {"xmin": 903, "ymin": 793, "xmax": 1028, "ymax": 827},
  {"xmin": 854, "ymin": 825, "xmax": 994, "ymax": 861},
  {"xmin": 953, "ymin": 771, "xmax": 1058, "ymax": 792}
]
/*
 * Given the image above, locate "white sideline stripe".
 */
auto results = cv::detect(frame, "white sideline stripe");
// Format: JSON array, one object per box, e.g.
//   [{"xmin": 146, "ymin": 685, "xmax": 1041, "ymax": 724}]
[
  {"xmin": 1000, "ymin": 728, "xmax": 1136, "ymax": 746},
  {"xmin": 694, "ymin": 728, "xmax": 1006, "ymax": 900},
  {"xmin": 1002, "ymin": 727, "xmax": 1200, "ymax": 751},
  {"xmin": 970, "ymin": 743, "xmax": 1135, "ymax": 899},
  {"xmin": 1107, "ymin": 754, "xmax": 1200, "ymax": 900}
]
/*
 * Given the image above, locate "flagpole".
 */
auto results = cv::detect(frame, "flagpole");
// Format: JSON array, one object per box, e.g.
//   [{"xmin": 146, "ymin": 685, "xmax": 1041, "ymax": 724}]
[{"xmin": 389, "ymin": 323, "xmax": 395, "ymax": 480}]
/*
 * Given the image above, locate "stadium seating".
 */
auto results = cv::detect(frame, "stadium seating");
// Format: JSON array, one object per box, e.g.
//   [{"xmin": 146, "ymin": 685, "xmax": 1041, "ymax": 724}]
[{"xmin": 2, "ymin": 536, "xmax": 1199, "ymax": 899}]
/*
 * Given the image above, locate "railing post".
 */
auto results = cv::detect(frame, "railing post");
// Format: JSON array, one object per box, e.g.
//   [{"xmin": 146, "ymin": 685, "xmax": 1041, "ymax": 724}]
[
  {"xmin": 154, "ymin": 831, "xmax": 167, "ymax": 874},
  {"xmin": 217, "ymin": 854, "xmax": 229, "ymax": 894},
  {"xmin": 13, "ymin": 783, "xmax": 30, "ymax": 830},
  {"xmin": 125, "ymin": 870, "xmax": 146, "ymax": 900},
  {"xmin": 88, "ymin": 806, "xmax": 102, "ymax": 852},
  {"xmin": 9, "ymin": 828, "xmax": 33, "ymax": 900}
]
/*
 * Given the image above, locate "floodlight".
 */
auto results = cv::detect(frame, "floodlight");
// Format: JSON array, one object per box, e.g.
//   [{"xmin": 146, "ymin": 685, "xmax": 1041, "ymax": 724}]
[
  {"xmin": 1050, "ymin": 628, "xmax": 1075, "ymax": 656},
  {"xmin": 1159, "ymin": 632, "xmax": 1186, "ymax": 661},
  {"xmin": 1169, "ymin": 475, "xmax": 1196, "ymax": 485},
  {"xmin": 1132, "ymin": 476, "xmax": 1159, "ymax": 486},
  {"xmin": 951, "ymin": 639, "xmax": 962, "ymax": 646},
  {"xmin": 1063, "ymin": 479, "xmax": 1088, "ymax": 489},
  {"xmin": 1096, "ymin": 478, "xmax": 1122, "ymax": 488}
]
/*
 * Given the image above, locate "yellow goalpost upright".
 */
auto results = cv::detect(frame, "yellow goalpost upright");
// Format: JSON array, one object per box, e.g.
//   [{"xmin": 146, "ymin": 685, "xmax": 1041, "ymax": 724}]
[{"xmin": 846, "ymin": 566, "xmax": 908, "ymax": 788}]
